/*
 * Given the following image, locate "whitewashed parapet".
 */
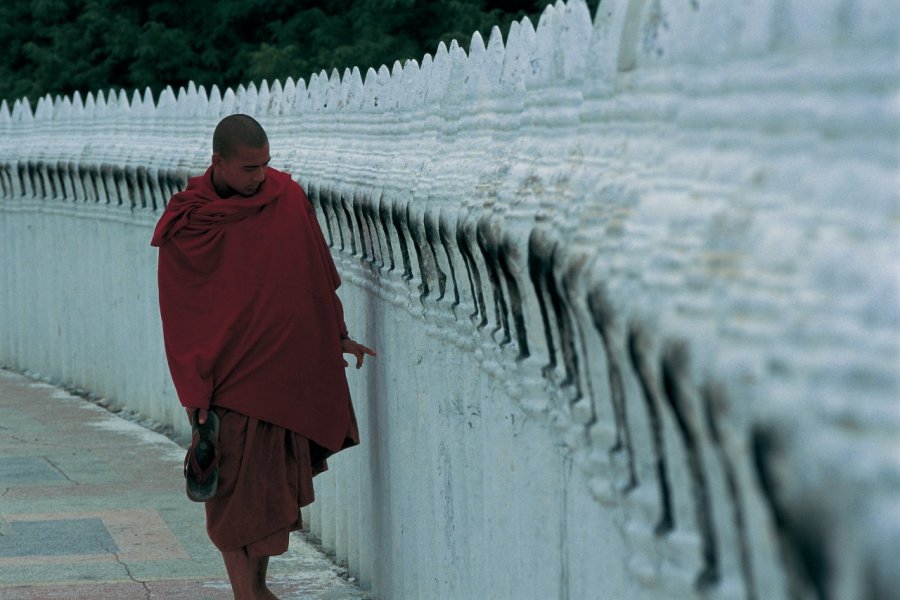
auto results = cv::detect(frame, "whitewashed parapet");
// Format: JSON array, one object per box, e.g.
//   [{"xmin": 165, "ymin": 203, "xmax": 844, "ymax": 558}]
[{"xmin": 1, "ymin": 1, "xmax": 898, "ymax": 598}]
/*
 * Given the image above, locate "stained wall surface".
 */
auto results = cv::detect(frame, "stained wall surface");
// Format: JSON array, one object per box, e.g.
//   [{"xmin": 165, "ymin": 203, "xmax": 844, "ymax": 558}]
[{"xmin": 1, "ymin": 1, "xmax": 898, "ymax": 598}]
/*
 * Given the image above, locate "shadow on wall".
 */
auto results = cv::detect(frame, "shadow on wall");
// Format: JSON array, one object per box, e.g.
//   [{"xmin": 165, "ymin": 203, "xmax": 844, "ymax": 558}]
[{"xmin": 0, "ymin": 161, "xmax": 186, "ymax": 210}]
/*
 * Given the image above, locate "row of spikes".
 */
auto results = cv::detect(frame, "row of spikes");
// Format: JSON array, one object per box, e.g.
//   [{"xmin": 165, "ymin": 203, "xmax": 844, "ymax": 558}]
[
  {"xmin": 4, "ymin": 0, "xmax": 884, "ymax": 126},
  {"xmin": 1, "ymin": 0, "xmax": 594, "ymax": 126}
]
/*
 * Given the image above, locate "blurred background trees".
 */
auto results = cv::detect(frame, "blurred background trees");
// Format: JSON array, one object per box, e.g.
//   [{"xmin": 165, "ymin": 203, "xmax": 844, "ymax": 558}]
[{"xmin": 1, "ymin": 0, "xmax": 600, "ymax": 106}]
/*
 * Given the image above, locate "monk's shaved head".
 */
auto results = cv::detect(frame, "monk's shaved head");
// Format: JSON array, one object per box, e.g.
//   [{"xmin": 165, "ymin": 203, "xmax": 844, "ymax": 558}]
[{"xmin": 213, "ymin": 114, "xmax": 268, "ymax": 158}]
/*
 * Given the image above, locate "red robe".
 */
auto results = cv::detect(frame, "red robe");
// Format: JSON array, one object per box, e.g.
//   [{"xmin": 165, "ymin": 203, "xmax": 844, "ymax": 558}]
[{"xmin": 151, "ymin": 166, "xmax": 358, "ymax": 454}]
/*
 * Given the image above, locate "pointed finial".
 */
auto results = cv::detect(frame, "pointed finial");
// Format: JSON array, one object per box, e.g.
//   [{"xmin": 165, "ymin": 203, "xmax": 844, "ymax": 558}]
[
  {"xmin": 221, "ymin": 86, "xmax": 237, "ymax": 115},
  {"xmin": 207, "ymin": 84, "xmax": 223, "ymax": 116}
]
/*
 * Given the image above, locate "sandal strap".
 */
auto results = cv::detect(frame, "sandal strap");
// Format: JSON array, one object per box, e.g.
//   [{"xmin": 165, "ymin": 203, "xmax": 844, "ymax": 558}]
[{"xmin": 187, "ymin": 430, "xmax": 219, "ymax": 483}]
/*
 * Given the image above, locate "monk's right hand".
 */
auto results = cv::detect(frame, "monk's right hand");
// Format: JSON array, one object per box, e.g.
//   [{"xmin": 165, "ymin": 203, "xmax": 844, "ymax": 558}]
[{"xmin": 186, "ymin": 408, "xmax": 208, "ymax": 425}]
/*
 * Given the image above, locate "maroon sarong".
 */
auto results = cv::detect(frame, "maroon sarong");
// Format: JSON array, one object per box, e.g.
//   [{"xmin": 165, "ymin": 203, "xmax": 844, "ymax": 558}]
[{"xmin": 205, "ymin": 408, "xmax": 327, "ymax": 557}]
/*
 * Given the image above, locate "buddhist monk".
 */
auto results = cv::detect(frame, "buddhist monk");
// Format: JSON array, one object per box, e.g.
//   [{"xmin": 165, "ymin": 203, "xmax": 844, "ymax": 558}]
[{"xmin": 151, "ymin": 113, "xmax": 375, "ymax": 600}]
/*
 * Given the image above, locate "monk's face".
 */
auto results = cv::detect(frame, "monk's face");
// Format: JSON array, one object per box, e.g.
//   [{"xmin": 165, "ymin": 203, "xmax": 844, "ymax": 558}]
[{"xmin": 211, "ymin": 143, "xmax": 271, "ymax": 197}]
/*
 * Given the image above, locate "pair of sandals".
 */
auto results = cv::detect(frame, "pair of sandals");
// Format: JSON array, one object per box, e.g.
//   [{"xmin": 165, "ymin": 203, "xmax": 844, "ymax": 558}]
[{"xmin": 184, "ymin": 409, "xmax": 220, "ymax": 502}]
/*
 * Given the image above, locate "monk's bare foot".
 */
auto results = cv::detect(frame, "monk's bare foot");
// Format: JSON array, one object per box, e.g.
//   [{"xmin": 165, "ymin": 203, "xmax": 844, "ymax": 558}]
[{"xmin": 231, "ymin": 583, "xmax": 276, "ymax": 600}]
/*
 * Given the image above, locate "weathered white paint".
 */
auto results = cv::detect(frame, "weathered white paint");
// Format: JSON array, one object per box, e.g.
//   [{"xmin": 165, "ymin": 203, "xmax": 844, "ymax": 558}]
[{"xmin": 1, "ymin": 1, "xmax": 898, "ymax": 598}]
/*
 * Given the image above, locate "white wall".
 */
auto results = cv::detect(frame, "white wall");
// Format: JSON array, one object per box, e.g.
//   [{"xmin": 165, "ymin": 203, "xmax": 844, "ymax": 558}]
[{"xmin": 1, "ymin": 1, "xmax": 898, "ymax": 598}]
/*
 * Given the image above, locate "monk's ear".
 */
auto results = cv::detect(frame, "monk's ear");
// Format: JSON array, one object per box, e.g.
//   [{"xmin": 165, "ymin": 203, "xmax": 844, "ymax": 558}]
[{"xmin": 211, "ymin": 153, "xmax": 224, "ymax": 169}]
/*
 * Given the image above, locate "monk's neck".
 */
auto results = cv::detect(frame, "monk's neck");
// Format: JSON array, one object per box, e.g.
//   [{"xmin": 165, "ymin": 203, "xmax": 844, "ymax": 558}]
[{"xmin": 211, "ymin": 168, "xmax": 236, "ymax": 198}]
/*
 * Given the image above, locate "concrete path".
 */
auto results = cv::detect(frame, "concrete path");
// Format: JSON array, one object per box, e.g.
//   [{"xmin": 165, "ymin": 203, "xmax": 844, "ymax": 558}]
[{"xmin": 0, "ymin": 369, "xmax": 369, "ymax": 600}]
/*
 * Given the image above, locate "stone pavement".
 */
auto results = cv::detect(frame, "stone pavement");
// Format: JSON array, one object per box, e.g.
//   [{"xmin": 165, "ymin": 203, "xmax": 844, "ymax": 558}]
[{"xmin": 0, "ymin": 369, "xmax": 370, "ymax": 600}]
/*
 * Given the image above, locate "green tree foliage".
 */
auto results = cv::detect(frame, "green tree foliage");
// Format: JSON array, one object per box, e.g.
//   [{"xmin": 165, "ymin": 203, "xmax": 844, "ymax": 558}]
[{"xmin": 1, "ymin": 0, "xmax": 600, "ymax": 107}]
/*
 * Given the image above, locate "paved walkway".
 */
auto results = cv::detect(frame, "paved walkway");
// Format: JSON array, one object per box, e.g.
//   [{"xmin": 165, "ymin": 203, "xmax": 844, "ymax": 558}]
[{"xmin": 0, "ymin": 369, "xmax": 369, "ymax": 600}]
